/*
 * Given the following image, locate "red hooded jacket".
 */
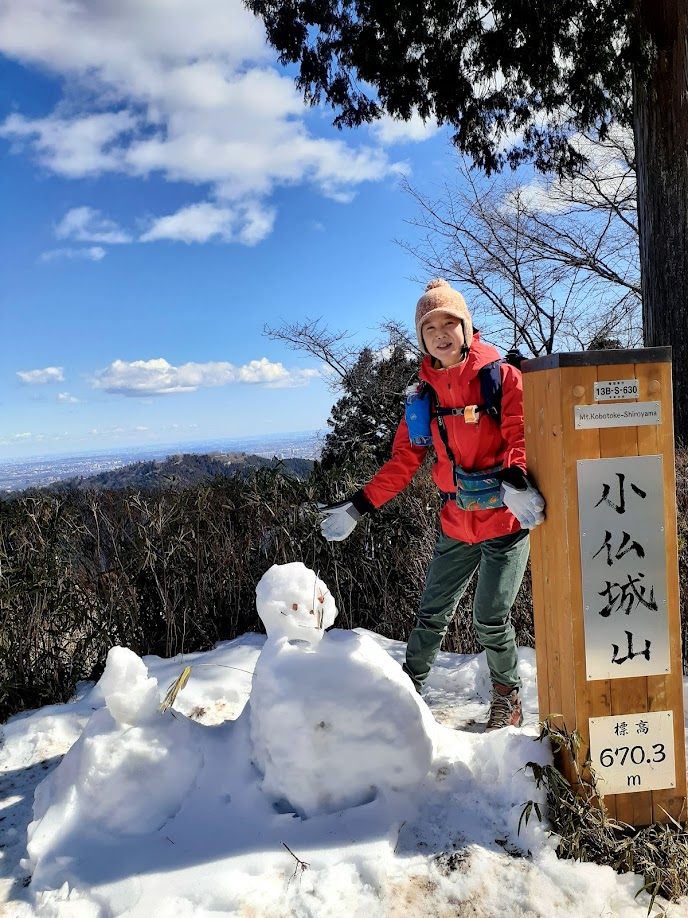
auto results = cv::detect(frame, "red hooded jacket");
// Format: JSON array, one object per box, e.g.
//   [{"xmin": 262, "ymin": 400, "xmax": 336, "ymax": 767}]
[{"xmin": 358, "ymin": 334, "xmax": 527, "ymax": 544}]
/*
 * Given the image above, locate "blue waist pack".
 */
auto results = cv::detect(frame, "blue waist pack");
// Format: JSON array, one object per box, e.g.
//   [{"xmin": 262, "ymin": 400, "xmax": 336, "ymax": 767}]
[
  {"xmin": 404, "ymin": 383, "xmax": 433, "ymax": 447},
  {"xmin": 453, "ymin": 464, "xmax": 504, "ymax": 511}
]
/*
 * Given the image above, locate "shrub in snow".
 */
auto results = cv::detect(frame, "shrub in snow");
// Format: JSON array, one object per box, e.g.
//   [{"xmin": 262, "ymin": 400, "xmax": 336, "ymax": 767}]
[
  {"xmin": 26, "ymin": 647, "xmax": 203, "ymax": 888},
  {"xmin": 255, "ymin": 561, "xmax": 337, "ymax": 644},
  {"xmin": 250, "ymin": 564, "xmax": 436, "ymax": 817}
]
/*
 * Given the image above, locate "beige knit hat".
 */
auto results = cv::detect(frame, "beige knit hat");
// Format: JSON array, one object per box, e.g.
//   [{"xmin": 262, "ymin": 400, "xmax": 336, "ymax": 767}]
[{"xmin": 415, "ymin": 279, "xmax": 473, "ymax": 354}]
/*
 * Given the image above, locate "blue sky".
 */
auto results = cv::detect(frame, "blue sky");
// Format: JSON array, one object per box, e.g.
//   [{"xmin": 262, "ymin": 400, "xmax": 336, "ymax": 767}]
[{"xmin": 0, "ymin": 0, "xmax": 464, "ymax": 460}]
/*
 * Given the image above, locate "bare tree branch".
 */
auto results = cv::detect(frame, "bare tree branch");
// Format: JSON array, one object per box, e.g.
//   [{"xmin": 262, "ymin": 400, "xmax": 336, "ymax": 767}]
[
  {"xmin": 263, "ymin": 318, "xmax": 357, "ymax": 386},
  {"xmin": 398, "ymin": 135, "xmax": 641, "ymax": 355}
]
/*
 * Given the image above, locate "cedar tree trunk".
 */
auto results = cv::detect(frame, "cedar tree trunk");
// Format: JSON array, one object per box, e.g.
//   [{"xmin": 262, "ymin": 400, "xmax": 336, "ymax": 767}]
[{"xmin": 633, "ymin": 0, "xmax": 688, "ymax": 444}]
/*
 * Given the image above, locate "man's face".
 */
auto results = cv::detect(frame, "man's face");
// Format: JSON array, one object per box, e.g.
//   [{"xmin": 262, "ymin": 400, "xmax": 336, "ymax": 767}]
[{"xmin": 422, "ymin": 313, "xmax": 466, "ymax": 367}]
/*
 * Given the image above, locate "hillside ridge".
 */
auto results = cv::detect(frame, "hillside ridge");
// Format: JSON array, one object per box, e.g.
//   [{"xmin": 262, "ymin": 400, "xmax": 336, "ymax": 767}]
[{"xmin": 22, "ymin": 451, "xmax": 313, "ymax": 494}]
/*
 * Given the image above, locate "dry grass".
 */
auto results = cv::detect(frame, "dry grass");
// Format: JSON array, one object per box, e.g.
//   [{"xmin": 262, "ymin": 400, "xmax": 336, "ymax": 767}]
[
  {"xmin": 0, "ymin": 461, "xmax": 436, "ymax": 720},
  {"xmin": 2, "ymin": 445, "xmax": 687, "ymax": 723},
  {"xmin": 521, "ymin": 719, "xmax": 688, "ymax": 913}
]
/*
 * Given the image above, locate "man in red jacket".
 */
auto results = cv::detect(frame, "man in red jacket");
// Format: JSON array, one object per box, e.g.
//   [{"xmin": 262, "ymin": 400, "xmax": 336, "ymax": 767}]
[{"xmin": 319, "ymin": 279, "xmax": 545, "ymax": 730}]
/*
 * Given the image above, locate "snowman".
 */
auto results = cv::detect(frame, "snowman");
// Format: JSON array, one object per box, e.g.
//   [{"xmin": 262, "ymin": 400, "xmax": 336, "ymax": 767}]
[{"xmin": 249, "ymin": 562, "xmax": 437, "ymax": 818}]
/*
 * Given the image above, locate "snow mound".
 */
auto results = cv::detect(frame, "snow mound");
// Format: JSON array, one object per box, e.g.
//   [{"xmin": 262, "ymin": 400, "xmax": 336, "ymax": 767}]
[
  {"xmin": 98, "ymin": 644, "xmax": 161, "ymax": 725},
  {"xmin": 250, "ymin": 628, "xmax": 437, "ymax": 818},
  {"xmin": 255, "ymin": 561, "xmax": 337, "ymax": 644},
  {"xmin": 33, "ymin": 882, "xmax": 103, "ymax": 918},
  {"xmin": 26, "ymin": 647, "xmax": 203, "ymax": 888}
]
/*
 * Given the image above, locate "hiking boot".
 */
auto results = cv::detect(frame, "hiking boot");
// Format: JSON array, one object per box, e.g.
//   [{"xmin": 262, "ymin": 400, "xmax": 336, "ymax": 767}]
[{"xmin": 485, "ymin": 684, "xmax": 523, "ymax": 731}]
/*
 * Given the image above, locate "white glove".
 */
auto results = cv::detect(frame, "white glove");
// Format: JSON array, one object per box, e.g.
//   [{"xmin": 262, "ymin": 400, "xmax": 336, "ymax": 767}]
[
  {"xmin": 500, "ymin": 480, "xmax": 546, "ymax": 530},
  {"xmin": 318, "ymin": 501, "xmax": 362, "ymax": 542}
]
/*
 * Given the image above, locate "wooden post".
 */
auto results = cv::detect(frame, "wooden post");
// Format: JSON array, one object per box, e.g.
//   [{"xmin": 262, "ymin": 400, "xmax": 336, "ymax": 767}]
[{"xmin": 522, "ymin": 347, "xmax": 686, "ymax": 826}]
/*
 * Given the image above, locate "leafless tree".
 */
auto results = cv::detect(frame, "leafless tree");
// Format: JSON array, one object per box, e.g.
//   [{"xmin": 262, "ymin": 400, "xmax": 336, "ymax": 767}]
[
  {"xmin": 400, "ymin": 131, "xmax": 641, "ymax": 356},
  {"xmin": 263, "ymin": 318, "xmax": 357, "ymax": 387},
  {"xmin": 263, "ymin": 317, "xmax": 419, "ymax": 391},
  {"xmin": 264, "ymin": 318, "xmax": 422, "ymax": 467}
]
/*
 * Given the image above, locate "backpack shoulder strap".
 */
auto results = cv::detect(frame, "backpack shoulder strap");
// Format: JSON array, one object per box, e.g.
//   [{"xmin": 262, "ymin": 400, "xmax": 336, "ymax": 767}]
[
  {"xmin": 478, "ymin": 360, "xmax": 504, "ymax": 425},
  {"xmin": 430, "ymin": 387, "xmax": 458, "ymax": 481}
]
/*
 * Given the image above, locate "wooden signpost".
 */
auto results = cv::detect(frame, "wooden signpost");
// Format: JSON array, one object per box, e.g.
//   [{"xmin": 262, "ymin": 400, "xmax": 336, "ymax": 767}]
[{"xmin": 522, "ymin": 347, "xmax": 686, "ymax": 826}]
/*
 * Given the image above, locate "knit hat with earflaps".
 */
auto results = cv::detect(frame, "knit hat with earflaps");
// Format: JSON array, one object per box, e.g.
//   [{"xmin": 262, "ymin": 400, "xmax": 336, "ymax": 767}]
[{"xmin": 415, "ymin": 279, "xmax": 473, "ymax": 355}]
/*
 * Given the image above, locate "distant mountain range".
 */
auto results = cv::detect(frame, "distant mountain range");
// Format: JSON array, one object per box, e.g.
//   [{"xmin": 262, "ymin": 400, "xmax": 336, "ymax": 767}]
[
  {"xmin": 41, "ymin": 452, "xmax": 314, "ymax": 493},
  {"xmin": 3, "ymin": 452, "xmax": 313, "ymax": 498},
  {"xmin": 0, "ymin": 430, "xmax": 321, "ymax": 494}
]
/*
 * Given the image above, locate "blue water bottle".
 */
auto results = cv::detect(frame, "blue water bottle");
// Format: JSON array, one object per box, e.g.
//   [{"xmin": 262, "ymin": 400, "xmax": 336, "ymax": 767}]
[{"xmin": 405, "ymin": 383, "xmax": 432, "ymax": 446}]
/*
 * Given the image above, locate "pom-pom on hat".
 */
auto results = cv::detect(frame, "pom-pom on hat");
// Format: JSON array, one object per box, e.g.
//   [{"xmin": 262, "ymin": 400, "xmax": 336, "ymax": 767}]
[{"xmin": 415, "ymin": 279, "xmax": 473, "ymax": 355}]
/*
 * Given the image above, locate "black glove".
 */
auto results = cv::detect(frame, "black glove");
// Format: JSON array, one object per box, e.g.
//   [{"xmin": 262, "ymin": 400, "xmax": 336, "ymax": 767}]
[{"xmin": 496, "ymin": 466, "xmax": 529, "ymax": 490}]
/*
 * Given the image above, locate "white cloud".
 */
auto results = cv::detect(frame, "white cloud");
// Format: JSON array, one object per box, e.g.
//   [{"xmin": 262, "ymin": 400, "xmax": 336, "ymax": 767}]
[
  {"xmin": 55, "ymin": 206, "xmax": 131, "ymax": 243},
  {"xmin": 140, "ymin": 201, "xmax": 275, "ymax": 246},
  {"xmin": 57, "ymin": 392, "xmax": 80, "ymax": 403},
  {"xmin": 90, "ymin": 357, "xmax": 320, "ymax": 396},
  {"xmin": 0, "ymin": 431, "xmax": 61, "ymax": 448},
  {"xmin": 40, "ymin": 246, "xmax": 106, "ymax": 262},
  {"xmin": 371, "ymin": 111, "xmax": 440, "ymax": 145},
  {"xmin": 17, "ymin": 366, "xmax": 65, "ymax": 384},
  {"xmin": 0, "ymin": 0, "xmax": 414, "ymax": 244},
  {"xmin": 2, "ymin": 110, "xmax": 139, "ymax": 177},
  {"xmin": 0, "ymin": 0, "xmax": 269, "ymax": 73}
]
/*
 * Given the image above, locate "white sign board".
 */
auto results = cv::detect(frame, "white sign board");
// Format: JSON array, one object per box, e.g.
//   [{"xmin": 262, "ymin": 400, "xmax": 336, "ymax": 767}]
[
  {"xmin": 594, "ymin": 379, "xmax": 639, "ymax": 402},
  {"xmin": 578, "ymin": 456, "xmax": 670, "ymax": 680},
  {"xmin": 575, "ymin": 403, "xmax": 661, "ymax": 429},
  {"xmin": 589, "ymin": 711, "xmax": 676, "ymax": 795}
]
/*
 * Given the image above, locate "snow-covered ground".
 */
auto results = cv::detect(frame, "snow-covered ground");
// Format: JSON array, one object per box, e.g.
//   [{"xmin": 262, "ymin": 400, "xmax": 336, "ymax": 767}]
[{"xmin": 1, "ymin": 564, "xmax": 687, "ymax": 918}]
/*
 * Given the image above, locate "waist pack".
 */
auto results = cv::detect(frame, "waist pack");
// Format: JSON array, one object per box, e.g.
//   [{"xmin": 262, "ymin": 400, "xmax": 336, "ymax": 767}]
[{"xmin": 442, "ymin": 464, "xmax": 504, "ymax": 511}]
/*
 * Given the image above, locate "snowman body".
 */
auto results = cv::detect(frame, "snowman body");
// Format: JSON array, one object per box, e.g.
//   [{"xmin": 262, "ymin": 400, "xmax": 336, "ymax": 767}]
[{"xmin": 249, "ymin": 563, "xmax": 436, "ymax": 817}]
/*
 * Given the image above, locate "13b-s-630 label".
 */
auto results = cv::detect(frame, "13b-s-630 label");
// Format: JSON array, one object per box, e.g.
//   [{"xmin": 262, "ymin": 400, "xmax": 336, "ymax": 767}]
[{"xmin": 593, "ymin": 379, "xmax": 639, "ymax": 401}]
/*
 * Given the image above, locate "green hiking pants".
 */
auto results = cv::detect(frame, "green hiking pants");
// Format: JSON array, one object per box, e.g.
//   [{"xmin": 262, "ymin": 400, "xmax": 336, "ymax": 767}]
[{"xmin": 404, "ymin": 528, "xmax": 530, "ymax": 691}]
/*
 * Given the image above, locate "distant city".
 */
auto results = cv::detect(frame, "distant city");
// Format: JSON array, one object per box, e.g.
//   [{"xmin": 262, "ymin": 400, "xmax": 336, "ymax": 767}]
[{"xmin": 0, "ymin": 430, "xmax": 323, "ymax": 493}]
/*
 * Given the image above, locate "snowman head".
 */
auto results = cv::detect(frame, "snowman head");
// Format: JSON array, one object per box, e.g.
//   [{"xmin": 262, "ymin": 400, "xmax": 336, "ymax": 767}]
[{"xmin": 255, "ymin": 562, "xmax": 337, "ymax": 644}]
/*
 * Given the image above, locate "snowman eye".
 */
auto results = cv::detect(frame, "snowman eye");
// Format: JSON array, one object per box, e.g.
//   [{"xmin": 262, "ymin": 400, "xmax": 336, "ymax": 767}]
[{"xmin": 309, "ymin": 609, "xmax": 315, "ymax": 615}]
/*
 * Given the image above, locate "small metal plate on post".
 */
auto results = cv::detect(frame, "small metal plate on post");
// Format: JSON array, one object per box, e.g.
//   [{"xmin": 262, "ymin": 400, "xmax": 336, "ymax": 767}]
[
  {"xmin": 575, "ymin": 402, "xmax": 660, "ymax": 429},
  {"xmin": 578, "ymin": 456, "xmax": 670, "ymax": 680},
  {"xmin": 594, "ymin": 379, "xmax": 639, "ymax": 401},
  {"xmin": 589, "ymin": 711, "xmax": 675, "ymax": 795}
]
